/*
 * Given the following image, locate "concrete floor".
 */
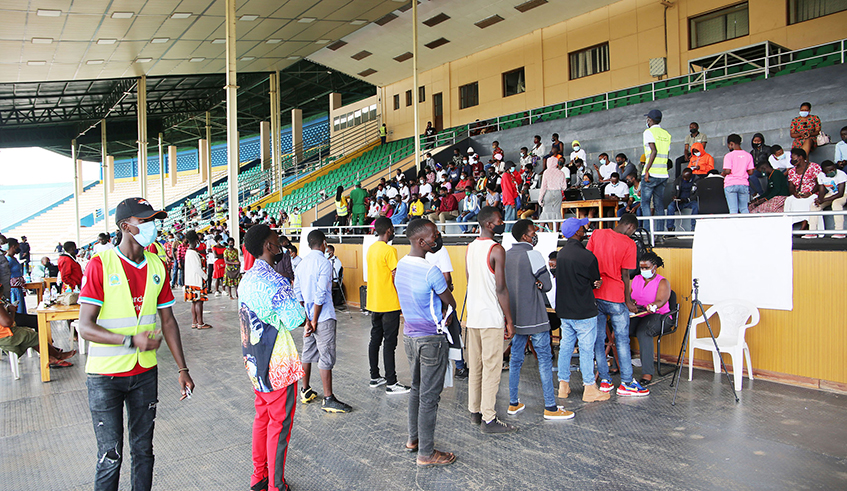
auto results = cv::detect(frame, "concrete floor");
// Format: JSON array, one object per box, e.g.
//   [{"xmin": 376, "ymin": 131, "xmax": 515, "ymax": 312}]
[{"xmin": 2, "ymin": 293, "xmax": 846, "ymax": 491}]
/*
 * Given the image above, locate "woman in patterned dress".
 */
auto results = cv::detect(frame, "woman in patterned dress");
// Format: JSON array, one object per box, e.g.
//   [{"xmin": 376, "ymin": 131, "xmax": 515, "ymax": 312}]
[
  {"xmin": 783, "ymin": 148, "xmax": 823, "ymax": 237},
  {"xmin": 223, "ymin": 237, "xmax": 241, "ymax": 300},
  {"xmin": 183, "ymin": 230, "xmax": 211, "ymax": 329},
  {"xmin": 749, "ymin": 161, "xmax": 791, "ymax": 213},
  {"xmin": 790, "ymin": 102, "xmax": 822, "ymax": 158}
]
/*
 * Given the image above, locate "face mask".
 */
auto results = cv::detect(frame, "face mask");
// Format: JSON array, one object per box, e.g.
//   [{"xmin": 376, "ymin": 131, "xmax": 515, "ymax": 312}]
[
  {"xmin": 573, "ymin": 146, "xmax": 580, "ymax": 152},
  {"xmin": 324, "ymin": 251, "xmax": 332, "ymax": 259},
  {"xmin": 692, "ymin": 151, "xmax": 700, "ymax": 157},
  {"xmin": 646, "ymin": 121, "xmax": 650, "ymax": 128},
  {"xmin": 0, "ymin": 244, "xmax": 7, "ymax": 252},
  {"xmin": 752, "ymin": 142, "xmax": 761, "ymax": 149},
  {"xmin": 583, "ymin": 180, "xmax": 591, "ymax": 186},
  {"xmin": 131, "ymin": 221, "xmax": 158, "ymax": 248},
  {"xmin": 530, "ymin": 234, "xmax": 539, "ymax": 247},
  {"xmin": 690, "ymin": 128, "xmax": 697, "ymax": 135},
  {"xmin": 640, "ymin": 269, "xmax": 655, "ymax": 279},
  {"xmin": 493, "ymin": 223, "xmax": 506, "ymax": 235},
  {"xmin": 799, "ymin": 111, "xmax": 809, "ymax": 118},
  {"xmin": 427, "ymin": 235, "xmax": 444, "ymax": 254},
  {"xmin": 600, "ymin": 159, "xmax": 607, "ymax": 165},
  {"xmin": 827, "ymin": 171, "xmax": 837, "ymax": 178}
]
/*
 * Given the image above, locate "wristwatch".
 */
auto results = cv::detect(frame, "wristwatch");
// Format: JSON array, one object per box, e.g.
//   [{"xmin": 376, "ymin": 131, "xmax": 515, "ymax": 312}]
[{"xmin": 123, "ymin": 335, "xmax": 134, "ymax": 349}]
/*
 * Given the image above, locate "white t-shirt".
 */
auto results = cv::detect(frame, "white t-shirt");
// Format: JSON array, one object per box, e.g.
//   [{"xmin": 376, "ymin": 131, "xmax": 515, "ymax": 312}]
[
  {"xmin": 419, "ymin": 183, "xmax": 433, "ymax": 196},
  {"xmin": 531, "ymin": 142, "xmax": 546, "ymax": 158},
  {"xmin": 569, "ymin": 148, "xmax": 587, "ymax": 163},
  {"xmin": 605, "ymin": 181, "xmax": 629, "ymax": 198},
  {"xmin": 598, "ymin": 162, "xmax": 617, "ymax": 180},
  {"xmin": 92, "ymin": 242, "xmax": 114, "ymax": 254},
  {"xmin": 817, "ymin": 169, "xmax": 847, "ymax": 195},
  {"xmin": 769, "ymin": 153, "xmax": 791, "ymax": 171},
  {"xmin": 399, "ymin": 185, "xmax": 410, "ymax": 202},
  {"xmin": 425, "ymin": 247, "xmax": 453, "ymax": 274},
  {"xmin": 385, "ymin": 187, "xmax": 399, "ymax": 200}
]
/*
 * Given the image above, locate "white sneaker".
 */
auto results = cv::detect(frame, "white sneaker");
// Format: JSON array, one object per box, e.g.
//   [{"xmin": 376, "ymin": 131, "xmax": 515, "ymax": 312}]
[{"xmin": 385, "ymin": 383, "xmax": 411, "ymax": 395}]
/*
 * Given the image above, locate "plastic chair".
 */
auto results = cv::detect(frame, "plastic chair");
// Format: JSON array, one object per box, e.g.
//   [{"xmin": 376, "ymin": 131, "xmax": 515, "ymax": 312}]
[
  {"xmin": 655, "ymin": 290, "xmax": 680, "ymax": 376},
  {"xmin": 5, "ymin": 348, "xmax": 34, "ymax": 380},
  {"xmin": 687, "ymin": 300, "xmax": 759, "ymax": 391}
]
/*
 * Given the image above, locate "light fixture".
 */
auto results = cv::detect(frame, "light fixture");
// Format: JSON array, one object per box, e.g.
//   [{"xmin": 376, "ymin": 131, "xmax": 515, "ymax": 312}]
[
  {"xmin": 211, "ymin": 38, "xmax": 226, "ymax": 44},
  {"xmin": 266, "ymin": 39, "xmax": 282, "ymax": 44},
  {"xmin": 239, "ymin": 14, "xmax": 259, "ymax": 21},
  {"xmin": 241, "ymin": 56, "xmax": 256, "ymax": 61},
  {"xmin": 350, "ymin": 19, "xmax": 367, "ymax": 25},
  {"xmin": 287, "ymin": 56, "xmax": 301, "ymax": 60},
  {"xmin": 170, "ymin": 12, "xmax": 192, "ymax": 19},
  {"xmin": 27, "ymin": 60, "xmax": 46, "ymax": 66},
  {"xmin": 86, "ymin": 59, "xmax": 104, "ymax": 65},
  {"xmin": 31, "ymin": 37, "xmax": 53, "ymax": 44},
  {"xmin": 135, "ymin": 57, "xmax": 153, "ymax": 63},
  {"xmin": 189, "ymin": 57, "xmax": 205, "ymax": 62},
  {"xmin": 298, "ymin": 17, "xmax": 316, "ymax": 23},
  {"xmin": 36, "ymin": 9, "xmax": 62, "ymax": 17},
  {"xmin": 151, "ymin": 37, "xmax": 170, "ymax": 43},
  {"xmin": 111, "ymin": 12, "xmax": 134, "ymax": 19},
  {"xmin": 97, "ymin": 38, "xmax": 117, "ymax": 45},
  {"xmin": 315, "ymin": 39, "xmax": 330, "ymax": 44}
]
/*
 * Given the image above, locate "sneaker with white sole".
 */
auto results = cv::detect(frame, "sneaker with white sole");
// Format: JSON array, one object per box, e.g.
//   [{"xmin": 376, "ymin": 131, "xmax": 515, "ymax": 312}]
[
  {"xmin": 385, "ymin": 382, "xmax": 411, "ymax": 395},
  {"xmin": 507, "ymin": 402, "xmax": 525, "ymax": 415},
  {"xmin": 598, "ymin": 379, "xmax": 614, "ymax": 393},
  {"xmin": 369, "ymin": 377, "xmax": 386, "ymax": 388},
  {"xmin": 617, "ymin": 380, "xmax": 650, "ymax": 397},
  {"xmin": 543, "ymin": 407, "xmax": 575, "ymax": 420},
  {"xmin": 321, "ymin": 395, "xmax": 352, "ymax": 413},
  {"xmin": 481, "ymin": 418, "xmax": 516, "ymax": 434}
]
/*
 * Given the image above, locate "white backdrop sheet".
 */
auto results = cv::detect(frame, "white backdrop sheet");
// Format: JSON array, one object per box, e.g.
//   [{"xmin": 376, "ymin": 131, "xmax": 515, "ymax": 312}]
[{"xmin": 691, "ymin": 217, "xmax": 793, "ymax": 311}]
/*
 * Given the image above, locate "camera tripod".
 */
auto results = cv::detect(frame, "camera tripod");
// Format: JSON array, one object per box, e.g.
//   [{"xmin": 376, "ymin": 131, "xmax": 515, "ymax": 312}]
[{"xmin": 670, "ymin": 278, "xmax": 739, "ymax": 405}]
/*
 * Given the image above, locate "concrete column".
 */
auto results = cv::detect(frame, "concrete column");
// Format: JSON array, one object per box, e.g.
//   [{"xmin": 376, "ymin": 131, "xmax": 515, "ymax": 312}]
[
  {"xmin": 168, "ymin": 146, "xmax": 178, "ymax": 186},
  {"xmin": 137, "ymin": 75, "xmax": 148, "ymax": 198},
  {"xmin": 291, "ymin": 108, "xmax": 303, "ymax": 167},
  {"xmin": 71, "ymin": 140, "xmax": 81, "ymax": 247},
  {"xmin": 106, "ymin": 156, "xmax": 115, "ymax": 192},
  {"xmin": 225, "ymin": 0, "xmax": 240, "ymax": 251},
  {"xmin": 158, "ymin": 133, "xmax": 165, "ymax": 210},
  {"xmin": 206, "ymin": 111, "xmax": 213, "ymax": 196},
  {"xmin": 412, "ymin": 1, "xmax": 421, "ymax": 173},
  {"xmin": 101, "ymin": 119, "xmax": 109, "ymax": 233},
  {"xmin": 271, "ymin": 72, "xmax": 282, "ymax": 189},
  {"xmin": 198, "ymin": 139, "xmax": 209, "ymax": 183},
  {"xmin": 260, "ymin": 121, "xmax": 271, "ymax": 170},
  {"xmin": 329, "ymin": 93, "xmax": 342, "ymax": 111}
]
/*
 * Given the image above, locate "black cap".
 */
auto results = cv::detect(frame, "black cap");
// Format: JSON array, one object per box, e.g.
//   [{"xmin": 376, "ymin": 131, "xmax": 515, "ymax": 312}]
[
  {"xmin": 115, "ymin": 197, "xmax": 167, "ymax": 225},
  {"xmin": 645, "ymin": 109, "xmax": 663, "ymax": 121}
]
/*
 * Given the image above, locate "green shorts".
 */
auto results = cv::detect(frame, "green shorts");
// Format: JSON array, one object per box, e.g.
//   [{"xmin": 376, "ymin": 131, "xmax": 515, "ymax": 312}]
[{"xmin": 0, "ymin": 327, "xmax": 38, "ymax": 357}]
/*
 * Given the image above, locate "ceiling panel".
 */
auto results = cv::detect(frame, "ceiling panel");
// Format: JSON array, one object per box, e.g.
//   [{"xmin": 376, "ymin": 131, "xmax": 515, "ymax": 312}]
[
  {"xmin": 140, "ymin": 0, "xmax": 185, "ymax": 16},
  {"xmin": 182, "ymin": 15, "xmax": 225, "ymax": 40},
  {"xmin": 238, "ymin": 18, "xmax": 293, "ymax": 40},
  {"xmin": 62, "ymin": 15, "xmax": 103, "ymax": 41},
  {"xmin": 22, "ymin": 12, "xmax": 63, "ymax": 38},
  {"xmin": 67, "ymin": 0, "xmax": 109, "ymax": 15},
  {"xmin": 0, "ymin": 41, "xmax": 22, "ymax": 64}
]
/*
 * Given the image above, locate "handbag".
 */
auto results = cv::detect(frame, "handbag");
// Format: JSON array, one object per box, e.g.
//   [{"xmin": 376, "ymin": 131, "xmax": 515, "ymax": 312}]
[
  {"xmin": 816, "ymin": 129, "xmax": 830, "ymax": 146},
  {"xmin": 10, "ymin": 277, "xmax": 26, "ymax": 288}
]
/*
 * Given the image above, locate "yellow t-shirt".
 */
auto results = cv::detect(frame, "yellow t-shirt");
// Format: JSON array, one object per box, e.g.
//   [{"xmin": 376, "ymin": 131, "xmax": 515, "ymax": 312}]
[{"xmin": 366, "ymin": 241, "xmax": 400, "ymax": 312}]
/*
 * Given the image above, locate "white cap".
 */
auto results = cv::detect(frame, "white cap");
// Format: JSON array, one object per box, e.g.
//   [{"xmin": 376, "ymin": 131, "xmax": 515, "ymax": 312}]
[{"xmin": 467, "ymin": 147, "xmax": 474, "ymax": 154}]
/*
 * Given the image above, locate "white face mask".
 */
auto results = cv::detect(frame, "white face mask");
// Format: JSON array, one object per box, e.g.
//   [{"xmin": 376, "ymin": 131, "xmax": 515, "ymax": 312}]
[
  {"xmin": 799, "ymin": 110, "xmax": 810, "ymax": 118},
  {"xmin": 692, "ymin": 151, "xmax": 700, "ymax": 157},
  {"xmin": 600, "ymin": 159, "xmax": 607, "ymax": 165},
  {"xmin": 573, "ymin": 146, "xmax": 580, "ymax": 152}
]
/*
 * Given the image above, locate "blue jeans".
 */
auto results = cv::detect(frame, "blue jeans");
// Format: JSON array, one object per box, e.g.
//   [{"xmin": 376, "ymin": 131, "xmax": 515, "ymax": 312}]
[
  {"xmin": 503, "ymin": 205, "xmax": 516, "ymax": 233},
  {"xmin": 724, "ymin": 185, "xmax": 750, "ymax": 214},
  {"xmin": 748, "ymin": 172, "xmax": 765, "ymax": 196},
  {"xmin": 665, "ymin": 200, "xmax": 700, "ymax": 231},
  {"xmin": 557, "ymin": 318, "xmax": 598, "ymax": 386},
  {"xmin": 593, "ymin": 300, "xmax": 634, "ymax": 384},
  {"xmin": 456, "ymin": 211, "xmax": 478, "ymax": 233},
  {"xmin": 640, "ymin": 177, "xmax": 667, "ymax": 233},
  {"xmin": 87, "ymin": 367, "xmax": 158, "ymax": 491},
  {"xmin": 404, "ymin": 335, "xmax": 449, "ymax": 457},
  {"xmin": 509, "ymin": 331, "xmax": 555, "ymax": 409}
]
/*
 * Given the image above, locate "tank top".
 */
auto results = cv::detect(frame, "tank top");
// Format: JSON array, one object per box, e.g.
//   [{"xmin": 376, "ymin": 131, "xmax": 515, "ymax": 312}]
[
  {"xmin": 631, "ymin": 273, "xmax": 670, "ymax": 315},
  {"xmin": 466, "ymin": 238, "xmax": 504, "ymax": 328}
]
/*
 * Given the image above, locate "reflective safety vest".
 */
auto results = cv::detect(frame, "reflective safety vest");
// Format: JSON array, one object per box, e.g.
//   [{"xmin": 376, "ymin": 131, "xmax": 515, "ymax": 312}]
[
  {"xmin": 152, "ymin": 241, "xmax": 168, "ymax": 265},
  {"xmin": 335, "ymin": 198, "xmax": 348, "ymax": 217},
  {"xmin": 643, "ymin": 125, "xmax": 671, "ymax": 178},
  {"xmin": 379, "ymin": 126, "xmax": 386, "ymax": 137},
  {"xmin": 290, "ymin": 213, "xmax": 302, "ymax": 229},
  {"xmin": 85, "ymin": 249, "xmax": 165, "ymax": 374}
]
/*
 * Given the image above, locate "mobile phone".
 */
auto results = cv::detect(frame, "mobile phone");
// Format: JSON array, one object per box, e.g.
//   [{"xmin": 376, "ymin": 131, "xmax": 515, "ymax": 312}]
[{"xmin": 184, "ymin": 386, "xmax": 192, "ymax": 399}]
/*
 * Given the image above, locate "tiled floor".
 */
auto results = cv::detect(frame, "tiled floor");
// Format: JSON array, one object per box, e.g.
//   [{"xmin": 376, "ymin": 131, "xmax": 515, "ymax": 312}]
[{"xmin": 2, "ymin": 294, "xmax": 846, "ymax": 490}]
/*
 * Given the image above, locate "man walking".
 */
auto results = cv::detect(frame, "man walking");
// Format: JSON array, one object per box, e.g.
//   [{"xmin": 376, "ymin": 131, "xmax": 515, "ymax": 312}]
[
  {"xmin": 395, "ymin": 219, "xmax": 457, "ymax": 466},
  {"xmin": 239, "ymin": 224, "xmax": 307, "ymax": 491},
  {"xmin": 641, "ymin": 109, "xmax": 672, "ymax": 236},
  {"xmin": 350, "ymin": 182, "xmax": 369, "ymax": 229},
  {"xmin": 77, "ymin": 197, "xmax": 195, "ymax": 491},
  {"xmin": 556, "ymin": 218, "xmax": 610, "ymax": 403},
  {"xmin": 588, "ymin": 213, "xmax": 649, "ymax": 396},
  {"xmin": 294, "ymin": 230, "xmax": 352, "ymax": 413},
  {"xmin": 466, "ymin": 206, "xmax": 515, "ymax": 433},
  {"xmin": 366, "ymin": 217, "xmax": 410, "ymax": 394},
  {"xmin": 505, "ymin": 219, "xmax": 573, "ymax": 420}
]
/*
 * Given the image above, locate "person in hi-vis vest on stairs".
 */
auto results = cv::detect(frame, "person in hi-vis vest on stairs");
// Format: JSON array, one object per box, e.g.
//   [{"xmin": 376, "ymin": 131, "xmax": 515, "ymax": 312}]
[
  {"xmin": 78, "ymin": 197, "xmax": 194, "ymax": 491},
  {"xmin": 641, "ymin": 109, "xmax": 672, "ymax": 236}
]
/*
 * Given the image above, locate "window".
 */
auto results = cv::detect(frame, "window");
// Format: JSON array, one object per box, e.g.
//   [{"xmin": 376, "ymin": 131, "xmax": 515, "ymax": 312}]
[
  {"xmin": 459, "ymin": 82, "xmax": 479, "ymax": 109},
  {"xmin": 393, "ymin": 94, "xmax": 400, "ymax": 110},
  {"xmin": 502, "ymin": 67, "xmax": 525, "ymax": 97},
  {"xmin": 333, "ymin": 117, "xmax": 340, "ymax": 131},
  {"xmin": 405, "ymin": 89, "xmax": 412, "ymax": 106},
  {"xmin": 689, "ymin": 3, "xmax": 749, "ymax": 49},
  {"xmin": 369, "ymin": 103, "xmax": 377, "ymax": 120},
  {"xmin": 569, "ymin": 43, "xmax": 610, "ymax": 80},
  {"xmin": 418, "ymin": 86, "xmax": 426, "ymax": 103},
  {"xmin": 789, "ymin": 0, "xmax": 847, "ymax": 24}
]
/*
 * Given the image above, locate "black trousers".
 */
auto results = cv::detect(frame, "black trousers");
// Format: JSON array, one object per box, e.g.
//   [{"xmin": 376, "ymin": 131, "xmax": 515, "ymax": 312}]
[{"xmin": 368, "ymin": 310, "xmax": 401, "ymax": 385}]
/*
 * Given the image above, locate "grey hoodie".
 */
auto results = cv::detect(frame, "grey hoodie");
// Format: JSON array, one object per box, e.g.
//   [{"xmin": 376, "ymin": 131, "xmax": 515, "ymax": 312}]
[{"xmin": 505, "ymin": 242, "xmax": 552, "ymax": 335}]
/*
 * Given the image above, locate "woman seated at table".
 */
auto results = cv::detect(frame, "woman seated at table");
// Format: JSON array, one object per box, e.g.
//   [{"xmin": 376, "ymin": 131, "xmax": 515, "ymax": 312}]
[
  {"xmin": 629, "ymin": 252, "xmax": 672, "ymax": 387},
  {"xmin": 0, "ymin": 294, "xmax": 75, "ymax": 367},
  {"xmin": 749, "ymin": 161, "xmax": 790, "ymax": 213},
  {"xmin": 783, "ymin": 148, "xmax": 823, "ymax": 237}
]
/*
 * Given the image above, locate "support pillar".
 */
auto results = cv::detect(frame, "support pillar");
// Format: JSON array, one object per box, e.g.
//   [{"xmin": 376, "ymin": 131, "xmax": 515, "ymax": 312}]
[
  {"xmin": 137, "ymin": 75, "xmax": 148, "ymax": 199},
  {"xmin": 269, "ymin": 72, "xmax": 282, "ymax": 191},
  {"xmin": 71, "ymin": 140, "xmax": 81, "ymax": 247},
  {"xmin": 199, "ymin": 139, "xmax": 209, "ymax": 183},
  {"xmin": 291, "ymin": 108, "xmax": 303, "ymax": 168},
  {"xmin": 101, "ymin": 120, "xmax": 109, "ymax": 233},
  {"xmin": 106, "ymin": 156, "xmax": 115, "ymax": 192},
  {"xmin": 168, "ymin": 146, "xmax": 178, "ymax": 186},
  {"xmin": 158, "ymin": 133, "xmax": 165, "ymax": 210},
  {"xmin": 225, "ymin": 0, "xmax": 240, "ymax": 251},
  {"xmin": 206, "ymin": 111, "xmax": 213, "ymax": 196},
  {"xmin": 412, "ymin": 1, "xmax": 421, "ymax": 174},
  {"xmin": 260, "ymin": 121, "xmax": 271, "ymax": 170}
]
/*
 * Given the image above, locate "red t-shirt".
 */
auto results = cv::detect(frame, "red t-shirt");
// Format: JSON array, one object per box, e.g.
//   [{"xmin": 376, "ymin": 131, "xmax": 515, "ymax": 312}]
[
  {"xmin": 586, "ymin": 229, "xmax": 636, "ymax": 303},
  {"xmin": 58, "ymin": 254, "xmax": 83, "ymax": 289},
  {"xmin": 79, "ymin": 250, "xmax": 176, "ymax": 376}
]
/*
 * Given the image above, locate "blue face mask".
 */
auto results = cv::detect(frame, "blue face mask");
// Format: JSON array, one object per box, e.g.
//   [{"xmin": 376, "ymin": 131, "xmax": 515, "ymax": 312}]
[
  {"xmin": 0, "ymin": 244, "xmax": 7, "ymax": 252},
  {"xmin": 132, "ymin": 221, "xmax": 158, "ymax": 248},
  {"xmin": 640, "ymin": 269, "xmax": 655, "ymax": 279}
]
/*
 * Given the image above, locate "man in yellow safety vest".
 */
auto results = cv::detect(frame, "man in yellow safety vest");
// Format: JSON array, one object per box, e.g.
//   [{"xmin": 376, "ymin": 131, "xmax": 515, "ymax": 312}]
[
  {"xmin": 78, "ymin": 197, "xmax": 194, "ymax": 490},
  {"xmin": 641, "ymin": 109, "xmax": 672, "ymax": 237}
]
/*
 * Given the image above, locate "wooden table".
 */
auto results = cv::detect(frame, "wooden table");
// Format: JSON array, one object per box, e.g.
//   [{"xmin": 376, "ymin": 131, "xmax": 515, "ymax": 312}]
[
  {"xmin": 43, "ymin": 277, "xmax": 58, "ymax": 292},
  {"xmin": 36, "ymin": 303, "xmax": 80, "ymax": 382},
  {"xmin": 25, "ymin": 281, "xmax": 44, "ymax": 303},
  {"xmin": 561, "ymin": 199, "xmax": 622, "ymax": 228}
]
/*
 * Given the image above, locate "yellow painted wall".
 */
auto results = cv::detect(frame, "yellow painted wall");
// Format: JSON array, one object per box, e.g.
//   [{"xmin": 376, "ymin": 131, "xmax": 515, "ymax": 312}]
[
  {"xmin": 334, "ymin": 242, "xmax": 847, "ymax": 390},
  {"xmin": 380, "ymin": 0, "xmax": 847, "ymax": 140}
]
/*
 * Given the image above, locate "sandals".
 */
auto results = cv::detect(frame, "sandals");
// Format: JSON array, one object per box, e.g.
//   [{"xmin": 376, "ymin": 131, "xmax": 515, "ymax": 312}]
[
  {"xmin": 191, "ymin": 324, "xmax": 198, "ymax": 329},
  {"xmin": 49, "ymin": 360, "xmax": 73, "ymax": 368},
  {"xmin": 196, "ymin": 324, "xmax": 213, "ymax": 330},
  {"xmin": 416, "ymin": 449, "xmax": 456, "ymax": 467}
]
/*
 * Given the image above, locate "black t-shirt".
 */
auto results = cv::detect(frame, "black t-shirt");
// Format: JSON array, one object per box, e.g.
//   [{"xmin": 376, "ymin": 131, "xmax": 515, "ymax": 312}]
[{"xmin": 556, "ymin": 238, "xmax": 601, "ymax": 320}]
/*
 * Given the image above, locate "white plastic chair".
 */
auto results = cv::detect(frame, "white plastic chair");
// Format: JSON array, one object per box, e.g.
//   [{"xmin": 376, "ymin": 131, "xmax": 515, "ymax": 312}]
[
  {"xmin": 70, "ymin": 320, "xmax": 86, "ymax": 355},
  {"xmin": 6, "ymin": 348, "xmax": 34, "ymax": 380},
  {"xmin": 688, "ymin": 300, "xmax": 759, "ymax": 391}
]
